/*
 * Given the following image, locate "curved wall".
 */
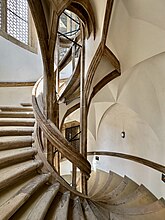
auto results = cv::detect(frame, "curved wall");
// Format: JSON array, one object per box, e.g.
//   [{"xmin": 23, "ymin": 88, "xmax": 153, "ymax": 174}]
[
  {"xmin": 87, "ymin": 53, "xmax": 165, "ymax": 198},
  {"xmin": 0, "ymin": 36, "xmax": 42, "ymax": 82},
  {"xmin": 0, "ymin": 35, "xmax": 42, "ymax": 105}
]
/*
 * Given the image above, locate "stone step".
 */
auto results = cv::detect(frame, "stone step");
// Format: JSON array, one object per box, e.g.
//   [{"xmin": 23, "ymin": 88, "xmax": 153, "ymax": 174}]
[
  {"xmin": 0, "ymin": 160, "xmax": 43, "ymax": 191},
  {"xmin": 95, "ymin": 176, "xmax": 131, "ymax": 201},
  {"xmin": 90, "ymin": 170, "xmax": 113, "ymax": 199},
  {"xmin": 0, "ymin": 111, "xmax": 34, "ymax": 118},
  {"xmin": 0, "ymin": 118, "xmax": 35, "ymax": 126},
  {"xmin": 110, "ymin": 198, "xmax": 165, "ymax": 215},
  {"xmin": 111, "ymin": 184, "xmax": 157, "ymax": 207},
  {"xmin": 0, "ymin": 173, "xmax": 50, "ymax": 220},
  {"xmin": 72, "ymin": 197, "xmax": 85, "ymax": 220},
  {"xmin": 0, "ymin": 106, "xmax": 33, "ymax": 112},
  {"xmin": 107, "ymin": 176, "xmax": 138, "ymax": 203},
  {"xmin": 0, "ymin": 147, "xmax": 38, "ymax": 168},
  {"xmin": 110, "ymin": 209, "xmax": 165, "ymax": 220},
  {"xmin": 89, "ymin": 169, "xmax": 112, "ymax": 197},
  {"xmin": 47, "ymin": 191, "xmax": 71, "ymax": 219},
  {"xmin": 103, "ymin": 171, "xmax": 123, "ymax": 194},
  {"xmin": 0, "ymin": 136, "xmax": 33, "ymax": 150},
  {"xmin": 87, "ymin": 199, "xmax": 109, "ymax": 220},
  {"xmin": 82, "ymin": 199, "xmax": 97, "ymax": 220},
  {"xmin": 0, "ymin": 126, "xmax": 34, "ymax": 136},
  {"xmin": 88, "ymin": 169, "xmax": 113, "ymax": 197},
  {"xmin": 89, "ymin": 170, "xmax": 123, "ymax": 198},
  {"xmin": 11, "ymin": 186, "xmax": 49, "ymax": 219},
  {"xmin": 27, "ymin": 183, "xmax": 60, "ymax": 220},
  {"xmin": 88, "ymin": 171, "xmax": 97, "ymax": 195},
  {"xmin": 0, "ymin": 173, "xmax": 37, "ymax": 207}
]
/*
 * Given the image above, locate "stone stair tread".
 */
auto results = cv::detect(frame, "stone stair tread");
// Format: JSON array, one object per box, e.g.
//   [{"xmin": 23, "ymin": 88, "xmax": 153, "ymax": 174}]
[
  {"xmin": 27, "ymin": 183, "xmax": 60, "ymax": 220},
  {"xmin": 82, "ymin": 199, "xmax": 97, "ymax": 220},
  {"xmin": 0, "ymin": 173, "xmax": 50, "ymax": 220},
  {"xmin": 110, "ymin": 184, "xmax": 157, "ymax": 207},
  {"xmin": 0, "ymin": 147, "xmax": 37, "ymax": 168},
  {"xmin": 87, "ymin": 199, "xmax": 110, "ymax": 220},
  {"xmin": 54, "ymin": 191, "xmax": 71, "ymax": 219},
  {"xmin": 88, "ymin": 170, "xmax": 100, "ymax": 196},
  {"xmin": 104, "ymin": 171, "xmax": 123, "ymax": 194},
  {"xmin": 0, "ymin": 126, "xmax": 34, "ymax": 136},
  {"xmin": 91, "ymin": 170, "xmax": 114, "ymax": 199},
  {"xmin": 0, "ymin": 111, "xmax": 34, "ymax": 118},
  {"xmin": 0, "ymin": 118, "xmax": 35, "ymax": 126},
  {"xmin": 48, "ymin": 191, "xmax": 71, "ymax": 219},
  {"xmin": 88, "ymin": 171, "xmax": 97, "ymax": 195},
  {"xmin": 94, "ymin": 175, "xmax": 130, "ymax": 201},
  {"xmin": 88, "ymin": 169, "xmax": 111, "ymax": 196},
  {"xmin": 71, "ymin": 197, "xmax": 85, "ymax": 220},
  {"xmin": 0, "ymin": 106, "xmax": 33, "ymax": 112},
  {"xmin": 0, "ymin": 135, "xmax": 33, "ymax": 150},
  {"xmin": 10, "ymin": 186, "xmax": 49, "ymax": 220},
  {"xmin": 89, "ymin": 170, "xmax": 123, "ymax": 198},
  {"xmin": 90, "ymin": 169, "xmax": 112, "ymax": 198},
  {"xmin": 0, "ymin": 159, "xmax": 43, "ymax": 190},
  {"xmin": 107, "ymin": 176, "xmax": 139, "ymax": 203},
  {"xmin": 110, "ymin": 198, "xmax": 165, "ymax": 215},
  {"xmin": 110, "ymin": 207, "xmax": 165, "ymax": 220},
  {"xmin": 0, "ymin": 173, "xmax": 37, "ymax": 207}
]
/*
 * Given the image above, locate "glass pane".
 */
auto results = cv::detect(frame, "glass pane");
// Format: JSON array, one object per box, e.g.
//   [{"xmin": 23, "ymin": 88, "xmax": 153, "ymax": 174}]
[
  {"xmin": 7, "ymin": 0, "xmax": 29, "ymax": 44},
  {"xmin": 65, "ymin": 125, "xmax": 80, "ymax": 151},
  {"xmin": 59, "ymin": 10, "xmax": 80, "ymax": 37}
]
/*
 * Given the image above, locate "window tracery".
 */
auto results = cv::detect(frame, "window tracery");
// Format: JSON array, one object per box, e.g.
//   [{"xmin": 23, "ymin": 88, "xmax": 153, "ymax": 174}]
[{"xmin": 7, "ymin": 0, "xmax": 28, "ymax": 44}]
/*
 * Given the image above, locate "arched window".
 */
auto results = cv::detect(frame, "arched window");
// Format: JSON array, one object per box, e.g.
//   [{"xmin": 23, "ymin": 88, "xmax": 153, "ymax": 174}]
[
  {"xmin": 0, "ymin": 0, "xmax": 37, "ymax": 52},
  {"xmin": 58, "ymin": 10, "xmax": 80, "ymax": 61}
]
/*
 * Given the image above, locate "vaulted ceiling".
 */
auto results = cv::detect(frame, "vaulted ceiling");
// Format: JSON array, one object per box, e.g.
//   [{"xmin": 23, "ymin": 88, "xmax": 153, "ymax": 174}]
[{"xmin": 106, "ymin": 0, "xmax": 165, "ymax": 72}]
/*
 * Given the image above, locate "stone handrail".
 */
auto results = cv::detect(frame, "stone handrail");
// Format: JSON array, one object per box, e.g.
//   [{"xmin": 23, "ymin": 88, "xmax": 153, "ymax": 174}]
[
  {"xmin": 59, "ymin": 46, "xmax": 81, "ymax": 101},
  {"xmin": 32, "ymin": 77, "xmax": 91, "ymax": 178},
  {"xmin": 35, "ymin": 122, "xmax": 90, "ymax": 199}
]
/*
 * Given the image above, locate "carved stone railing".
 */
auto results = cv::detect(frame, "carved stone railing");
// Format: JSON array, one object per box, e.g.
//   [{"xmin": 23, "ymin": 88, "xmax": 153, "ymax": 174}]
[
  {"xmin": 32, "ymin": 77, "xmax": 91, "ymax": 193},
  {"xmin": 58, "ymin": 38, "xmax": 81, "ymax": 102},
  {"xmin": 59, "ymin": 52, "xmax": 81, "ymax": 101},
  {"xmin": 34, "ymin": 122, "xmax": 90, "ymax": 199},
  {"xmin": 88, "ymin": 151, "xmax": 165, "ymax": 174}
]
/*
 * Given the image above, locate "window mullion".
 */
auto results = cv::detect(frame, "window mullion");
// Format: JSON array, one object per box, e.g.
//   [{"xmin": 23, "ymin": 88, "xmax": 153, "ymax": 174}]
[{"xmin": 1, "ymin": 0, "xmax": 7, "ymax": 31}]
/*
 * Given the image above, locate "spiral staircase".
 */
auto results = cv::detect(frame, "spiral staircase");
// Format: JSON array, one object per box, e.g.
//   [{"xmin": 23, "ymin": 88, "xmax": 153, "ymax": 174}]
[
  {"xmin": 0, "ymin": 104, "xmax": 164, "ymax": 220},
  {"xmin": 0, "ymin": 0, "xmax": 165, "ymax": 219}
]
